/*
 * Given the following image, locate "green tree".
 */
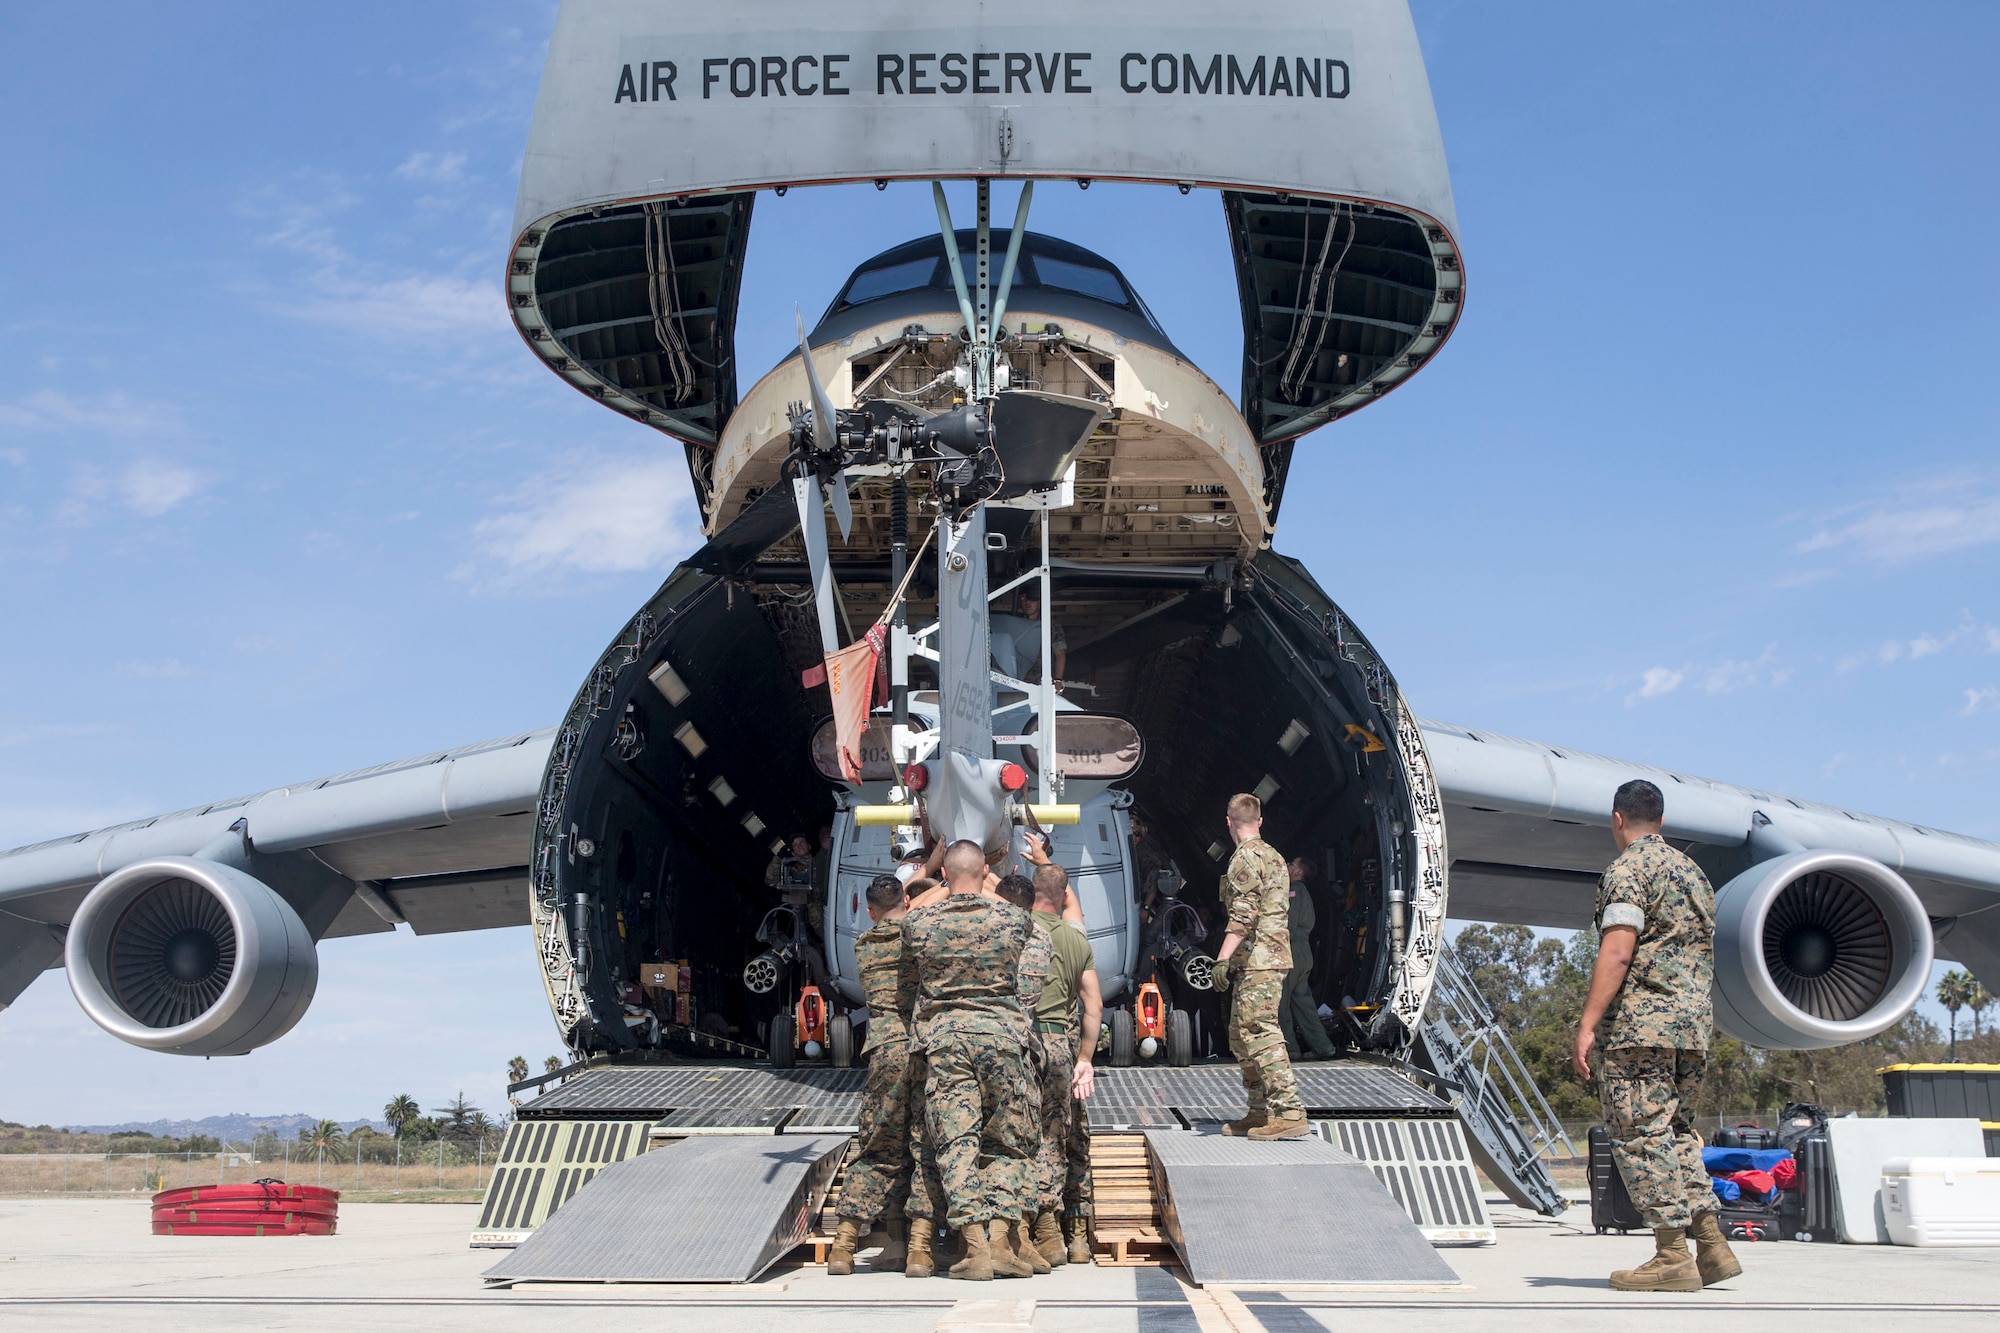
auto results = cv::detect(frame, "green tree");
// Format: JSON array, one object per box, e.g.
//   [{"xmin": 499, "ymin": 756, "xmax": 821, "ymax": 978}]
[
  {"xmin": 543, "ymin": 1055, "xmax": 563, "ymax": 1076},
  {"xmin": 180, "ymin": 1134, "xmax": 221, "ymax": 1155},
  {"xmin": 508, "ymin": 1056, "xmax": 530, "ymax": 1085},
  {"xmin": 1938, "ymin": 969, "xmax": 1977, "ymax": 1061},
  {"xmin": 433, "ymin": 1093, "xmax": 480, "ymax": 1142},
  {"xmin": 298, "ymin": 1119, "xmax": 347, "ymax": 1163},
  {"xmin": 1968, "ymin": 982, "xmax": 1992, "ymax": 1041},
  {"xmin": 383, "ymin": 1094, "xmax": 421, "ymax": 1139}
]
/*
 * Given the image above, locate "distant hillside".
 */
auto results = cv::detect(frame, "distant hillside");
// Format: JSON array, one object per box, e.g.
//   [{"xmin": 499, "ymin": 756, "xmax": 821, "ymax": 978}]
[{"xmin": 72, "ymin": 1114, "xmax": 387, "ymax": 1141}]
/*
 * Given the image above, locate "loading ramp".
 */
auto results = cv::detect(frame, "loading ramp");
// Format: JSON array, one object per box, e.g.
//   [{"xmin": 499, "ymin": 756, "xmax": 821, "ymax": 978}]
[
  {"xmin": 480, "ymin": 1132, "xmax": 849, "ymax": 1284},
  {"xmin": 1145, "ymin": 1128, "xmax": 1462, "ymax": 1287}
]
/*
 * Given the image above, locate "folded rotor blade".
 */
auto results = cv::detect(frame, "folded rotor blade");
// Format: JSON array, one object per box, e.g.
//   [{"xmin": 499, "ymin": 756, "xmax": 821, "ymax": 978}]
[
  {"xmin": 828, "ymin": 472, "xmax": 854, "ymax": 543},
  {"xmin": 792, "ymin": 475, "xmax": 841, "ymax": 654},
  {"xmin": 796, "ymin": 306, "xmax": 852, "ymax": 543}
]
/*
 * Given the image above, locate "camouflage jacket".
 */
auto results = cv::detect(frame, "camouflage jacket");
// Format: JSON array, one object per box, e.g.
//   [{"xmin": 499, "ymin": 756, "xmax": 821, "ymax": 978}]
[
  {"xmin": 1222, "ymin": 837, "xmax": 1293, "ymax": 972},
  {"xmin": 1017, "ymin": 917, "xmax": 1052, "ymax": 1016},
  {"xmin": 1596, "ymin": 833, "xmax": 1715, "ymax": 1051},
  {"xmin": 855, "ymin": 915, "xmax": 917, "ymax": 1054},
  {"xmin": 902, "ymin": 893, "xmax": 1031, "ymax": 1049}
]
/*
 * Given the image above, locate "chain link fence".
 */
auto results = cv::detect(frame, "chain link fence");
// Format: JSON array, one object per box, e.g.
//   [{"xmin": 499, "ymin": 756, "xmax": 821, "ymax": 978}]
[{"xmin": 0, "ymin": 1137, "xmax": 502, "ymax": 1198}]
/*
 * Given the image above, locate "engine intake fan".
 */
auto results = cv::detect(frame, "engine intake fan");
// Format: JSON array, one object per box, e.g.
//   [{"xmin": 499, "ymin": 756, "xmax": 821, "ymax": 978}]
[
  {"xmin": 65, "ymin": 856, "xmax": 319, "ymax": 1056},
  {"xmin": 1713, "ymin": 849, "xmax": 1932, "ymax": 1049}
]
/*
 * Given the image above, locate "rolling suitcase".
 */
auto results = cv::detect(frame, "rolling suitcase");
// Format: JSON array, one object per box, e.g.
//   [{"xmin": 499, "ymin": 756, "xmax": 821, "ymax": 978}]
[
  {"xmin": 1711, "ymin": 1122, "xmax": 1781, "ymax": 1150},
  {"xmin": 1589, "ymin": 1125, "xmax": 1645, "ymax": 1233},
  {"xmin": 1790, "ymin": 1133, "xmax": 1839, "ymax": 1243}
]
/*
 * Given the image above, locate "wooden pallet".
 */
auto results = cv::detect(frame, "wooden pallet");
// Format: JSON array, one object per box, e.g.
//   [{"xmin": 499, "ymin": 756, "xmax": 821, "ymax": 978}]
[{"xmin": 1088, "ymin": 1133, "xmax": 1170, "ymax": 1266}]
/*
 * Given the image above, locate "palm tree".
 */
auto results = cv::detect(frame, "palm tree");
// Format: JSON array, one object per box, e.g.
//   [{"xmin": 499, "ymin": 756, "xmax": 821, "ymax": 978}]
[
  {"xmin": 383, "ymin": 1094, "xmax": 421, "ymax": 1139},
  {"xmin": 507, "ymin": 1056, "xmax": 530, "ymax": 1085},
  {"xmin": 543, "ymin": 1055, "xmax": 563, "ymax": 1076},
  {"xmin": 1969, "ymin": 983, "xmax": 1993, "ymax": 1043},
  {"xmin": 1937, "ymin": 969, "xmax": 1976, "ymax": 1061},
  {"xmin": 300, "ymin": 1119, "xmax": 347, "ymax": 1163}
]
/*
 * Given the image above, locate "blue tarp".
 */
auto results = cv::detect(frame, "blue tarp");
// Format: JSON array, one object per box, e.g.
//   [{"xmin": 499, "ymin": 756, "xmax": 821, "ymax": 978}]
[{"xmin": 1701, "ymin": 1147, "xmax": 1791, "ymax": 1175}]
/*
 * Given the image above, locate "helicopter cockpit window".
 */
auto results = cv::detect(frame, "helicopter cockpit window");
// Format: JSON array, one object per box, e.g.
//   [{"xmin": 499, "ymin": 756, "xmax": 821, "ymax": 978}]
[{"xmin": 841, "ymin": 256, "xmax": 942, "ymax": 305}]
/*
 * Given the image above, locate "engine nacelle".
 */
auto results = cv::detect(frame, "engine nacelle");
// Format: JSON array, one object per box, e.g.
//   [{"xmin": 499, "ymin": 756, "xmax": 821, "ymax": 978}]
[
  {"xmin": 1713, "ymin": 850, "xmax": 1932, "ymax": 1049},
  {"xmin": 65, "ymin": 856, "xmax": 318, "ymax": 1056}
]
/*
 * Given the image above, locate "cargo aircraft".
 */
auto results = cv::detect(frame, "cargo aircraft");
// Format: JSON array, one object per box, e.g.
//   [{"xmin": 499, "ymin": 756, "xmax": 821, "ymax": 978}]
[{"xmin": 4, "ymin": 2, "xmax": 1997, "ymax": 1108}]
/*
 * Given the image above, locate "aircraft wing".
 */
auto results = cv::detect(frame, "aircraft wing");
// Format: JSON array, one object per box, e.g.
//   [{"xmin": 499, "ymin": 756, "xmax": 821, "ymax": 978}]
[
  {"xmin": 1420, "ymin": 717, "xmax": 2000, "ymax": 976},
  {"xmin": 0, "ymin": 729, "xmax": 553, "ymax": 1007}
]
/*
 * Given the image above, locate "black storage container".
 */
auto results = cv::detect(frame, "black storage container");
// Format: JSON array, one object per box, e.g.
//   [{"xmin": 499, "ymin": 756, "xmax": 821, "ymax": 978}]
[
  {"xmin": 1788, "ymin": 1134, "xmax": 1839, "ymax": 1243},
  {"xmin": 1718, "ymin": 1201, "xmax": 1781, "ymax": 1242},
  {"xmin": 1588, "ymin": 1124, "xmax": 1644, "ymax": 1233},
  {"xmin": 1711, "ymin": 1122, "xmax": 1780, "ymax": 1149},
  {"xmin": 1879, "ymin": 1063, "xmax": 2000, "ymax": 1121}
]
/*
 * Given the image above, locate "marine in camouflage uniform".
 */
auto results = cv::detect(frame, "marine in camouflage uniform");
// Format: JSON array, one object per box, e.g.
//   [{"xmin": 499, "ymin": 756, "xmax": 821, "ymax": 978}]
[
  {"xmin": 837, "ymin": 913, "xmax": 920, "ymax": 1226},
  {"xmin": 1030, "ymin": 908, "xmax": 1097, "ymax": 1223},
  {"xmin": 1594, "ymin": 832, "xmax": 1716, "ymax": 1230},
  {"xmin": 1218, "ymin": 833, "xmax": 1302, "ymax": 1125},
  {"xmin": 903, "ymin": 893, "xmax": 1036, "ymax": 1233}
]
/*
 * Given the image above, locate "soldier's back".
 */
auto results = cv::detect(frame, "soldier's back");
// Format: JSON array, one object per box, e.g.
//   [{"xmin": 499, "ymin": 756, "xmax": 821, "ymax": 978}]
[
  {"xmin": 1598, "ymin": 833, "xmax": 1715, "ymax": 1050},
  {"xmin": 856, "ymin": 917, "xmax": 917, "ymax": 1053},
  {"xmin": 904, "ymin": 895, "xmax": 1031, "ymax": 1044}
]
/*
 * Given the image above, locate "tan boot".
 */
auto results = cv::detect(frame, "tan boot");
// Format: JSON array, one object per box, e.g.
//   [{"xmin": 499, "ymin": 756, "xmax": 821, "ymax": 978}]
[
  {"xmin": 947, "ymin": 1220, "xmax": 994, "ymax": 1281},
  {"xmin": 1687, "ymin": 1211, "xmax": 1743, "ymax": 1287},
  {"xmin": 989, "ymin": 1219, "xmax": 1035, "ymax": 1278},
  {"xmin": 1608, "ymin": 1227, "xmax": 1702, "ymax": 1292},
  {"xmin": 872, "ymin": 1216, "xmax": 909, "ymax": 1272},
  {"xmin": 1032, "ymin": 1210, "xmax": 1068, "ymax": 1268},
  {"xmin": 1012, "ymin": 1218, "xmax": 1050, "ymax": 1274},
  {"xmin": 903, "ymin": 1217, "xmax": 935, "ymax": 1279},
  {"xmin": 1221, "ymin": 1112, "xmax": 1267, "ymax": 1136},
  {"xmin": 1065, "ymin": 1213, "xmax": 1093, "ymax": 1266},
  {"xmin": 825, "ymin": 1217, "xmax": 863, "ymax": 1275},
  {"xmin": 1249, "ymin": 1114, "xmax": 1310, "ymax": 1141}
]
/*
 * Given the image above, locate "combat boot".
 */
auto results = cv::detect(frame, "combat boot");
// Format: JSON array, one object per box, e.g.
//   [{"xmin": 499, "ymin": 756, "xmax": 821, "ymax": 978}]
[
  {"xmin": 948, "ymin": 1220, "xmax": 995, "ymax": 1280},
  {"xmin": 1220, "ymin": 1112, "xmax": 1267, "ymax": 1136},
  {"xmin": 989, "ymin": 1219, "xmax": 1035, "ymax": 1278},
  {"xmin": 872, "ymin": 1215, "xmax": 909, "ymax": 1272},
  {"xmin": 1065, "ymin": 1213, "xmax": 1093, "ymax": 1265},
  {"xmin": 1249, "ymin": 1114, "xmax": 1310, "ymax": 1141},
  {"xmin": 1032, "ymin": 1210, "xmax": 1068, "ymax": 1268},
  {"xmin": 825, "ymin": 1217, "xmax": 863, "ymax": 1275},
  {"xmin": 1608, "ymin": 1227, "xmax": 1702, "ymax": 1292},
  {"xmin": 1687, "ymin": 1211, "xmax": 1743, "ymax": 1287},
  {"xmin": 1011, "ymin": 1218, "xmax": 1050, "ymax": 1274},
  {"xmin": 903, "ymin": 1217, "xmax": 936, "ymax": 1279}
]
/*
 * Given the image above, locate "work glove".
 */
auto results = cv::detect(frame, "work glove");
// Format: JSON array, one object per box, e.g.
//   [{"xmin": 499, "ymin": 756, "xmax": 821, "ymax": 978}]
[{"xmin": 1211, "ymin": 964, "xmax": 1232, "ymax": 994}]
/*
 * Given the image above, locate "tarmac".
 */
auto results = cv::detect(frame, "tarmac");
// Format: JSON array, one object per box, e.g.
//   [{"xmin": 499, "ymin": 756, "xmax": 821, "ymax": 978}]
[{"xmin": 2, "ymin": 1194, "xmax": 1997, "ymax": 1331}]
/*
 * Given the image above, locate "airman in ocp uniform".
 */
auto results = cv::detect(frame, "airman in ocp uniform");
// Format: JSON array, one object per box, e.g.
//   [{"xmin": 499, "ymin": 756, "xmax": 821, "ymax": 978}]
[
  {"xmin": 1573, "ymin": 779, "xmax": 1741, "ymax": 1293},
  {"xmin": 1211, "ymin": 793, "xmax": 1308, "ymax": 1139}
]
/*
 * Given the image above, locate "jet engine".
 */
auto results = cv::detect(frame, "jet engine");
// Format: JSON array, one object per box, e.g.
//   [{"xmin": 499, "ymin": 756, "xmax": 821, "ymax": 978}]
[
  {"xmin": 1712, "ymin": 850, "xmax": 1933, "ymax": 1049},
  {"xmin": 64, "ymin": 856, "xmax": 319, "ymax": 1056}
]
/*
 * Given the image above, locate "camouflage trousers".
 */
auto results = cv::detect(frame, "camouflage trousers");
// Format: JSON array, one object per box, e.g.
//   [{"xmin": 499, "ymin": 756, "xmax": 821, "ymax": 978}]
[
  {"xmin": 1032, "ymin": 1028, "xmax": 1095, "ymax": 1218},
  {"xmin": 837, "ymin": 1038, "xmax": 915, "ymax": 1223},
  {"xmin": 912, "ymin": 1031, "xmax": 1037, "ymax": 1230},
  {"xmin": 1599, "ymin": 1045, "xmax": 1714, "ymax": 1229},
  {"xmin": 1228, "ymin": 969, "xmax": 1302, "ymax": 1119}
]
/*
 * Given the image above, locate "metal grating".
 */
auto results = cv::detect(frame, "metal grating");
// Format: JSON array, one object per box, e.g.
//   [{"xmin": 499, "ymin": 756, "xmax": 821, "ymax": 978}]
[
  {"xmin": 1085, "ymin": 1061, "xmax": 1447, "ymax": 1130},
  {"xmin": 1143, "ymin": 1128, "xmax": 1461, "ymax": 1287},
  {"xmin": 481, "ymin": 1133, "xmax": 849, "ymax": 1284},
  {"xmin": 469, "ymin": 1118, "xmax": 656, "ymax": 1247},
  {"xmin": 520, "ymin": 1064, "xmax": 864, "ymax": 1129},
  {"xmin": 1314, "ymin": 1117, "xmax": 1494, "ymax": 1245}
]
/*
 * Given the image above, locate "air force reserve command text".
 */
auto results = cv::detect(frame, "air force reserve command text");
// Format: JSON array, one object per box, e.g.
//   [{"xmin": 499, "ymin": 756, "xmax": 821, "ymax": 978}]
[{"xmin": 613, "ymin": 51, "xmax": 1351, "ymax": 103}]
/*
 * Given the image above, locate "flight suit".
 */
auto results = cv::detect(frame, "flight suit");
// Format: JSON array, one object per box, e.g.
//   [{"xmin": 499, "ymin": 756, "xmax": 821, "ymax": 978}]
[
  {"xmin": 903, "ymin": 894, "xmax": 1035, "ymax": 1231},
  {"xmin": 1278, "ymin": 880, "xmax": 1335, "ymax": 1059},
  {"xmin": 1595, "ymin": 833, "xmax": 1717, "ymax": 1230},
  {"xmin": 1220, "ymin": 836, "xmax": 1301, "ymax": 1120},
  {"xmin": 837, "ymin": 915, "xmax": 919, "ymax": 1225},
  {"xmin": 1030, "ymin": 909, "xmax": 1097, "ymax": 1221}
]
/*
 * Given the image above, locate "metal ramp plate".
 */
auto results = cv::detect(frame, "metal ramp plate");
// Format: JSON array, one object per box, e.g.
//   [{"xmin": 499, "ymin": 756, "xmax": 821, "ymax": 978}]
[
  {"xmin": 520, "ymin": 1065, "xmax": 864, "ymax": 1130},
  {"xmin": 482, "ymin": 1132, "xmax": 849, "ymax": 1284},
  {"xmin": 470, "ymin": 1118, "xmax": 656, "ymax": 1248},
  {"xmin": 1086, "ymin": 1061, "xmax": 1448, "ymax": 1130},
  {"xmin": 1143, "ymin": 1128, "xmax": 1462, "ymax": 1287},
  {"xmin": 1313, "ymin": 1118, "xmax": 1494, "ymax": 1245}
]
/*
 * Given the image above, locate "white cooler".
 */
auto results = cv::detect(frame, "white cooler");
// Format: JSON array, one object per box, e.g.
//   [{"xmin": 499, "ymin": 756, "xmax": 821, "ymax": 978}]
[{"xmin": 1881, "ymin": 1157, "xmax": 2000, "ymax": 1247}]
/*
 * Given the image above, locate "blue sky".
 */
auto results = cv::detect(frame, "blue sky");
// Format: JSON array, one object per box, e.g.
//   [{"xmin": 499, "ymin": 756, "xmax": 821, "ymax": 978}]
[{"xmin": 2, "ymin": 3, "xmax": 1996, "ymax": 1127}]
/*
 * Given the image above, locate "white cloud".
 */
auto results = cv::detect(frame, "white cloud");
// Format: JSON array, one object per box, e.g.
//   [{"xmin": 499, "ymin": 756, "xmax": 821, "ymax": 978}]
[
  {"xmin": 394, "ymin": 150, "xmax": 469, "ymax": 184},
  {"xmin": 1987, "ymin": 628, "xmax": 2000, "ymax": 654},
  {"xmin": 1966, "ymin": 687, "xmax": 2000, "ymax": 717},
  {"xmin": 1796, "ymin": 475, "xmax": 2000, "ymax": 563},
  {"xmin": 289, "ymin": 271, "xmax": 506, "ymax": 338},
  {"xmin": 118, "ymin": 458, "xmax": 203, "ymax": 516},
  {"xmin": 0, "ymin": 389, "xmax": 178, "ymax": 436},
  {"xmin": 1704, "ymin": 644, "xmax": 1783, "ymax": 694},
  {"xmin": 467, "ymin": 452, "xmax": 698, "ymax": 580},
  {"xmin": 1880, "ymin": 640, "xmax": 1904, "ymax": 664},
  {"xmin": 1626, "ymin": 666, "xmax": 1685, "ymax": 705}
]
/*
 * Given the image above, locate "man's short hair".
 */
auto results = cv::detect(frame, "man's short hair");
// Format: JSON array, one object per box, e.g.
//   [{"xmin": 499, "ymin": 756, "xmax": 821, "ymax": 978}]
[
  {"xmin": 943, "ymin": 839, "xmax": 987, "ymax": 886},
  {"xmin": 1290, "ymin": 856, "xmax": 1317, "ymax": 880},
  {"xmin": 1227, "ymin": 793, "xmax": 1261, "ymax": 823},
  {"xmin": 905, "ymin": 876, "xmax": 938, "ymax": 896},
  {"xmin": 995, "ymin": 874, "xmax": 1035, "ymax": 909},
  {"xmin": 1032, "ymin": 862, "xmax": 1069, "ymax": 909},
  {"xmin": 1613, "ymin": 779, "xmax": 1666, "ymax": 826},
  {"xmin": 866, "ymin": 874, "xmax": 905, "ymax": 913}
]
